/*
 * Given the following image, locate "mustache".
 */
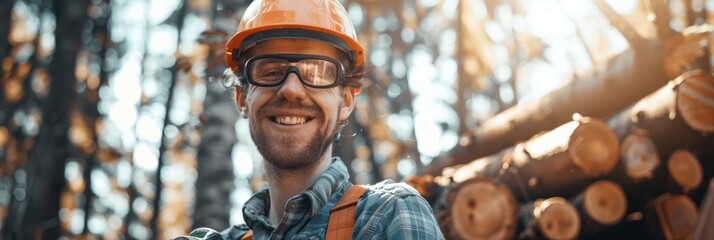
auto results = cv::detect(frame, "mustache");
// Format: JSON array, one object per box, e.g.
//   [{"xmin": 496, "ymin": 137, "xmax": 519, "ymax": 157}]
[{"xmin": 257, "ymin": 99, "xmax": 322, "ymax": 116}]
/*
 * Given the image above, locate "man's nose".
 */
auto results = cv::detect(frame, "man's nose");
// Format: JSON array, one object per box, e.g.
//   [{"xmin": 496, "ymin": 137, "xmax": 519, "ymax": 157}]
[{"xmin": 276, "ymin": 72, "xmax": 307, "ymax": 101}]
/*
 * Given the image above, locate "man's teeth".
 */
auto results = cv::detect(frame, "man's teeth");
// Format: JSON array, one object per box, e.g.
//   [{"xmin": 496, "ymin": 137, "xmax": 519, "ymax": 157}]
[{"xmin": 275, "ymin": 116, "xmax": 307, "ymax": 125}]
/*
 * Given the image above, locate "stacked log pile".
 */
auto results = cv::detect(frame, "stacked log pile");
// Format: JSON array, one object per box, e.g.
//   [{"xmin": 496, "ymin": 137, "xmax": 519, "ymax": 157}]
[{"xmin": 421, "ymin": 69, "xmax": 714, "ymax": 239}]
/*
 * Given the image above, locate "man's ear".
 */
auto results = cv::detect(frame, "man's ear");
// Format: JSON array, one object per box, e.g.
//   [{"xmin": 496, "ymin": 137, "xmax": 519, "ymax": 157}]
[
  {"xmin": 236, "ymin": 87, "xmax": 247, "ymax": 113},
  {"xmin": 338, "ymin": 87, "xmax": 359, "ymax": 121}
]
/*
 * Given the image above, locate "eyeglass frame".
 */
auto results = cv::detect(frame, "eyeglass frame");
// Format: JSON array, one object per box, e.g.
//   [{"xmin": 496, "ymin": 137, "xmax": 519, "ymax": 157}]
[{"xmin": 242, "ymin": 54, "xmax": 352, "ymax": 88}]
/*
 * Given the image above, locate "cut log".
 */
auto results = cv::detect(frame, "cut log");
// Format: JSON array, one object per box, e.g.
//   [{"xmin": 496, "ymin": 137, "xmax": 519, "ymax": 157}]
[
  {"xmin": 441, "ymin": 148, "xmax": 513, "ymax": 184},
  {"xmin": 602, "ymin": 132, "xmax": 660, "ymax": 213},
  {"xmin": 647, "ymin": 194, "xmax": 699, "ymax": 240},
  {"xmin": 572, "ymin": 180, "xmax": 627, "ymax": 236},
  {"xmin": 608, "ymin": 70, "xmax": 714, "ymax": 159},
  {"xmin": 518, "ymin": 197, "xmax": 580, "ymax": 240},
  {"xmin": 692, "ymin": 178, "xmax": 714, "ymax": 240},
  {"xmin": 607, "ymin": 148, "xmax": 704, "ymax": 216},
  {"xmin": 618, "ymin": 132, "xmax": 661, "ymax": 182},
  {"xmin": 426, "ymin": 41, "xmax": 668, "ymax": 175},
  {"xmin": 604, "ymin": 131, "xmax": 661, "ymax": 204},
  {"xmin": 441, "ymin": 116, "xmax": 619, "ymax": 202},
  {"xmin": 436, "ymin": 178, "xmax": 517, "ymax": 240},
  {"xmin": 667, "ymin": 149, "xmax": 703, "ymax": 193}
]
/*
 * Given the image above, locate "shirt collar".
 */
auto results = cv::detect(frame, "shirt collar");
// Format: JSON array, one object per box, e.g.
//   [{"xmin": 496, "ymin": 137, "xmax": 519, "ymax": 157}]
[{"xmin": 242, "ymin": 157, "xmax": 351, "ymax": 231}]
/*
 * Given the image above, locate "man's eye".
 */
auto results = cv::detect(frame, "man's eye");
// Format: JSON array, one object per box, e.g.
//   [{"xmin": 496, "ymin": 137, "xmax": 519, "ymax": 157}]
[{"xmin": 260, "ymin": 70, "xmax": 285, "ymax": 77}]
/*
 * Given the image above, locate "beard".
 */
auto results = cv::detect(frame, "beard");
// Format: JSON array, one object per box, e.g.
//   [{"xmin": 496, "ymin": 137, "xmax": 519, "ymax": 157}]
[{"xmin": 249, "ymin": 100, "xmax": 336, "ymax": 171}]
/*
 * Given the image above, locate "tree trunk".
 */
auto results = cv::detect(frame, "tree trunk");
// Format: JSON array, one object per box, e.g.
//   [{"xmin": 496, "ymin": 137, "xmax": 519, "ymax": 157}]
[
  {"xmin": 646, "ymin": 194, "xmax": 699, "ymax": 240},
  {"xmin": 571, "ymin": 180, "xmax": 627, "ymax": 237},
  {"xmin": 79, "ymin": 0, "xmax": 111, "ymax": 235},
  {"xmin": 9, "ymin": 0, "xmax": 88, "ymax": 238},
  {"xmin": 151, "ymin": 1, "xmax": 188, "ymax": 238},
  {"xmin": 426, "ymin": 40, "xmax": 668, "ymax": 175},
  {"xmin": 436, "ymin": 178, "xmax": 517, "ymax": 240},
  {"xmin": 193, "ymin": 80, "xmax": 238, "ymax": 230},
  {"xmin": 517, "ymin": 197, "xmax": 580, "ymax": 240},
  {"xmin": 0, "ymin": 0, "xmax": 14, "ymax": 81},
  {"xmin": 192, "ymin": 0, "xmax": 244, "ymax": 231},
  {"xmin": 692, "ymin": 178, "xmax": 714, "ymax": 240},
  {"xmin": 607, "ymin": 70, "xmax": 714, "ymax": 160},
  {"xmin": 442, "ymin": 117, "xmax": 619, "ymax": 202}
]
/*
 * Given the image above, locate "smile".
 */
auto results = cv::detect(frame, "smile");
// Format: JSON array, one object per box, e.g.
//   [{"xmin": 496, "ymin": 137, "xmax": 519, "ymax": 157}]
[{"xmin": 272, "ymin": 116, "xmax": 312, "ymax": 125}]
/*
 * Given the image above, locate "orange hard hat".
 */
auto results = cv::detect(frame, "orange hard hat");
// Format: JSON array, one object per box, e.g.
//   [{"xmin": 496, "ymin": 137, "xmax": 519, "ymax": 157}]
[{"xmin": 225, "ymin": 0, "xmax": 365, "ymax": 71}]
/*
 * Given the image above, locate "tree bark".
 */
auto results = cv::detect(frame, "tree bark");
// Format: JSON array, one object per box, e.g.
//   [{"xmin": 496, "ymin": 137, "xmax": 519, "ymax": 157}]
[
  {"xmin": 436, "ymin": 178, "xmax": 517, "ymax": 240},
  {"xmin": 426, "ymin": 41, "xmax": 668, "ymax": 175},
  {"xmin": 442, "ymin": 117, "xmax": 619, "ymax": 202},
  {"xmin": 517, "ymin": 197, "xmax": 580, "ymax": 240}
]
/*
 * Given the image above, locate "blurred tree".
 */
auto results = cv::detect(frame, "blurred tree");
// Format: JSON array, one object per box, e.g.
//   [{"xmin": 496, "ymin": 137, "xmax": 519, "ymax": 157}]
[
  {"xmin": 75, "ymin": 0, "xmax": 111, "ymax": 236},
  {"xmin": 5, "ymin": 0, "xmax": 89, "ymax": 238},
  {"xmin": 192, "ymin": 0, "xmax": 246, "ymax": 230},
  {"xmin": 0, "ymin": 1, "xmax": 15, "ymax": 80},
  {"xmin": 150, "ymin": 1, "xmax": 188, "ymax": 238}
]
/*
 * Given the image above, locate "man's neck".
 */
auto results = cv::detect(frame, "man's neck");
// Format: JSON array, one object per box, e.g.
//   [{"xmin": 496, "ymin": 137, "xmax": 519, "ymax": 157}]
[{"xmin": 265, "ymin": 150, "xmax": 333, "ymax": 225}]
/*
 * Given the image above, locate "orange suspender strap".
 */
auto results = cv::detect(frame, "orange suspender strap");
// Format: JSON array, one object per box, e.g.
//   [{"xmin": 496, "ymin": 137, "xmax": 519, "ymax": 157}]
[
  {"xmin": 326, "ymin": 185, "xmax": 368, "ymax": 240},
  {"xmin": 240, "ymin": 229, "xmax": 253, "ymax": 240},
  {"xmin": 239, "ymin": 185, "xmax": 368, "ymax": 240}
]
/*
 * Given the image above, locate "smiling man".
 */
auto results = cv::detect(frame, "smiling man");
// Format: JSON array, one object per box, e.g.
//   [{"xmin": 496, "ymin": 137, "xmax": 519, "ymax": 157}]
[{"xmin": 181, "ymin": 0, "xmax": 443, "ymax": 239}]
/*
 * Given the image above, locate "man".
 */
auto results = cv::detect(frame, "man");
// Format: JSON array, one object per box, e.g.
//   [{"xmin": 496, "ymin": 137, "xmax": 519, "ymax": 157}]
[{"xmin": 182, "ymin": 0, "xmax": 444, "ymax": 239}]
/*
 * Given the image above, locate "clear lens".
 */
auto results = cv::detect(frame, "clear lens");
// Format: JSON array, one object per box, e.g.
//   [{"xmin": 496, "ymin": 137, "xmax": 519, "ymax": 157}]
[
  {"xmin": 247, "ymin": 56, "xmax": 340, "ymax": 87},
  {"xmin": 299, "ymin": 59, "xmax": 338, "ymax": 86},
  {"xmin": 250, "ymin": 58, "xmax": 290, "ymax": 84}
]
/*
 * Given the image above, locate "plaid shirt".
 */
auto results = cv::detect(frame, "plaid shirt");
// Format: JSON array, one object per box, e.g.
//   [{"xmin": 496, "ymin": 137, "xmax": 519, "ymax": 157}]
[{"xmin": 220, "ymin": 158, "xmax": 444, "ymax": 240}]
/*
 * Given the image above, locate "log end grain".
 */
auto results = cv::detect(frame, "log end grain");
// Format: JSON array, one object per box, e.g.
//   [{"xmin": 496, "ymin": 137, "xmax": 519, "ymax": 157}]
[
  {"xmin": 583, "ymin": 180, "xmax": 627, "ymax": 225},
  {"xmin": 667, "ymin": 149, "xmax": 703, "ymax": 192},
  {"xmin": 621, "ymin": 133, "xmax": 660, "ymax": 181},
  {"xmin": 569, "ymin": 118, "xmax": 620, "ymax": 175},
  {"xmin": 535, "ymin": 197, "xmax": 581, "ymax": 240},
  {"xmin": 677, "ymin": 70, "xmax": 714, "ymax": 133},
  {"xmin": 446, "ymin": 178, "xmax": 517, "ymax": 239},
  {"xmin": 651, "ymin": 194, "xmax": 699, "ymax": 240}
]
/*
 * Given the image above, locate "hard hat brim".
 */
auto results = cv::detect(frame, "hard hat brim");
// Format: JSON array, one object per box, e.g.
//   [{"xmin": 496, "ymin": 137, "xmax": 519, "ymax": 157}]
[{"xmin": 225, "ymin": 25, "xmax": 365, "ymax": 70}]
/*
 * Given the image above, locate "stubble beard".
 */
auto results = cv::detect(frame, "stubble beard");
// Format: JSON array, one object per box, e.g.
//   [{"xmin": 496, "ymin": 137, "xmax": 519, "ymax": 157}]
[{"xmin": 249, "ymin": 102, "xmax": 336, "ymax": 171}]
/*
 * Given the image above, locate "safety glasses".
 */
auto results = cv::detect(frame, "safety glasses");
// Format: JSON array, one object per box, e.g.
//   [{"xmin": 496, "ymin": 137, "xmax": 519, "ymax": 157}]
[{"xmin": 243, "ymin": 54, "xmax": 346, "ymax": 88}]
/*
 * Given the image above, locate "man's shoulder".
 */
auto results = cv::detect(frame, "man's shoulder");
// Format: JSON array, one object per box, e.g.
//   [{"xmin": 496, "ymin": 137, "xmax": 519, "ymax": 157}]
[
  {"xmin": 354, "ymin": 180, "xmax": 445, "ymax": 239},
  {"xmin": 363, "ymin": 179, "xmax": 422, "ymax": 199}
]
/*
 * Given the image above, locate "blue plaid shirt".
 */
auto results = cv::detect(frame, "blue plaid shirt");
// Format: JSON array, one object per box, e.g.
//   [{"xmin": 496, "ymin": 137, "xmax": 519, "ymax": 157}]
[{"xmin": 219, "ymin": 158, "xmax": 444, "ymax": 239}]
